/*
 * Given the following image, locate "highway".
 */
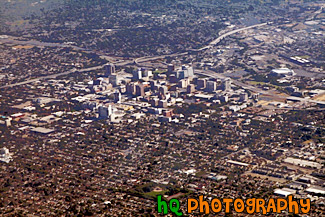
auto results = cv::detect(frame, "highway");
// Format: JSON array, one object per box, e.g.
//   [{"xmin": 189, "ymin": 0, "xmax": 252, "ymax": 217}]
[
  {"xmin": 195, "ymin": 70, "xmax": 270, "ymax": 94},
  {"xmin": 134, "ymin": 52, "xmax": 189, "ymax": 65},
  {"xmin": 0, "ymin": 58, "xmax": 140, "ymax": 89},
  {"xmin": 195, "ymin": 70, "xmax": 325, "ymax": 106},
  {"xmin": 133, "ymin": 23, "xmax": 268, "ymax": 63},
  {"xmin": 0, "ymin": 65, "xmax": 106, "ymax": 89},
  {"xmin": 198, "ymin": 22, "xmax": 268, "ymax": 51},
  {"xmin": 1, "ymin": 21, "xmax": 324, "ymax": 107},
  {"xmin": 0, "ymin": 22, "xmax": 269, "ymax": 89}
]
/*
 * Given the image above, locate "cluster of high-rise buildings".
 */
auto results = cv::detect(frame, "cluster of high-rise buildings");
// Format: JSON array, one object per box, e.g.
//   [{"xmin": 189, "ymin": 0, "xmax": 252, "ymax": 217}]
[{"xmin": 77, "ymin": 63, "xmax": 252, "ymax": 123}]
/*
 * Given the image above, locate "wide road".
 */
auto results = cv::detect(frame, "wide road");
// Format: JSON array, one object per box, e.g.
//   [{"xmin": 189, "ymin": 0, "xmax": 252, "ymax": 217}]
[
  {"xmin": 0, "ymin": 58, "xmax": 141, "ymax": 89},
  {"xmin": 0, "ymin": 22, "xmax": 268, "ymax": 88},
  {"xmin": 198, "ymin": 22, "xmax": 268, "ymax": 51},
  {"xmin": 134, "ymin": 52, "xmax": 189, "ymax": 65},
  {"xmin": 0, "ymin": 65, "xmax": 105, "ymax": 89},
  {"xmin": 134, "ymin": 23, "xmax": 268, "ymax": 64},
  {"xmin": 195, "ymin": 70, "xmax": 325, "ymax": 105},
  {"xmin": 195, "ymin": 70, "xmax": 270, "ymax": 94}
]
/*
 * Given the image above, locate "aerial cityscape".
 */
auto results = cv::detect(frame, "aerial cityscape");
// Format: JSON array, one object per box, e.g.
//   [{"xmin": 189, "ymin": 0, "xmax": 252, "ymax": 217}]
[{"xmin": 0, "ymin": 0, "xmax": 324, "ymax": 216}]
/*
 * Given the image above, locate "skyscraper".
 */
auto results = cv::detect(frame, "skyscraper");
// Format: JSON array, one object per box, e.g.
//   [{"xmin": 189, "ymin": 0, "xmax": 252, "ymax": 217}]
[
  {"xmin": 168, "ymin": 64, "xmax": 175, "ymax": 73},
  {"xmin": 135, "ymin": 84, "xmax": 145, "ymax": 97},
  {"xmin": 187, "ymin": 84, "xmax": 195, "ymax": 94},
  {"xmin": 105, "ymin": 64, "xmax": 115, "ymax": 77},
  {"xmin": 126, "ymin": 83, "xmax": 136, "ymax": 95},
  {"xmin": 159, "ymin": 86, "xmax": 168, "ymax": 95},
  {"xmin": 110, "ymin": 74, "xmax": 121, "ymax": 87},
  {"xmin": 114, "ymin": 91, "xmax": 122, "ymax": 103},
  {"xmin": 197, "ymin": 79, "xmax": 207, "ymax": 89},
  {"xmin": 176, "ymin": 65, "xmax": 194, "ymax": 80},
  {"xmin": 134, "ymin": 69, "xmax": 143, "ymax": 80},
  {"xmin": 98, "ymin": 105, "xmax": 112, "ymax": 119},
  {"xmin": 150, "ymin": 80, "xmax": 157, "ymax": 91},
  {"xmin": 206, "ymin": 81, "xmax": 217, "ymax": 93},
  {"xmin": 240, "ymin": 92, "xmax": 248, "ymax": 102},
  {"xmin": 222, "ymin": 78, "xmax": 231, "ymax": 91}
]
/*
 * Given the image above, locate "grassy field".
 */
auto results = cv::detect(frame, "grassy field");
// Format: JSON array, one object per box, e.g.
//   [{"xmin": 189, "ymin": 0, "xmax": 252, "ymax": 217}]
[{"xmin": 144, "ymin": 190, "xmax": 167, "ymax": 198}]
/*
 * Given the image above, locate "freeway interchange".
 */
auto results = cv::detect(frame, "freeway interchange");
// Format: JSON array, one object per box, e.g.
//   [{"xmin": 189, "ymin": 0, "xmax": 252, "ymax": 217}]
[
  {"xmin": 1, "ymin": 22, "xmax": 324, "ymax": 106},
  {"xmin": 0, "ymin": 22, "xmax": 268, "ymax": 89}
]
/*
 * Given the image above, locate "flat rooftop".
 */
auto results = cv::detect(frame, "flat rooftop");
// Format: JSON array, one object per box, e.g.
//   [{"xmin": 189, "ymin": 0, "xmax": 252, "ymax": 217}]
[{"xmin": 30, "ymin": 127, "xmax": 55, "ymax": 134}]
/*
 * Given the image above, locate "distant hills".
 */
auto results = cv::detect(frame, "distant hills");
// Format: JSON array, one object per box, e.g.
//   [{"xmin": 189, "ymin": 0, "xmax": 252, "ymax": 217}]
[
  {"xmin": 0, "ymin": 0, "xmax": 292, "ymax": 56},
  {"xmin": 0, "ymin": 0, "xmax": 63, "ymax": 32}
]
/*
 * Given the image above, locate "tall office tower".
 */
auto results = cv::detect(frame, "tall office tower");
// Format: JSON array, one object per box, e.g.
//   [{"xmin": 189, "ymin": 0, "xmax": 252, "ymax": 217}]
[
  {"xmin": 105, "ymin": 64, "xmax": 115, "ymax": 77},
  {"xmin": 109, "ymin": 74, "xmax": 122, "ymax": 87},
  {"xmin": 134, "ymin": 69, "xmax": 143, "ymax": 80},
  {"xmin": 177, "ymin": 70, "xmax": 187, "ymax": 80},
  {"xmin": 178, "ymin": 79, "xmax": 188, "ymax": 88},
  {"xmin": 158, "ymin": 100, "xmax": 168, "ymax": 108},
  {"xmin": 167, "ymin": 64, "xmax": 175, "ymax": 76},
  {"xmin": 240, "ymin": 92, "xmax": 248, "ymax": 102},
  {"xmin": 187, "ymin": 84, "xmax": 195, "ymax": 94},
  {"xmin": 98, "ymin": 105, "xmax": 112, "ymax": 119},
  {"xmin": 197, "ymin": 78, "xmax": 207, "ymax": 89},
  {"xmin": 216, "ymin": 94, "xmax": 229, "ymax": 103},
  {"xmin": 206, "ymin": 81, "xmax": 217, "ymax": 93},
  {"xmin": 126, "ymin": 83, "xmax": 136, "ymax": 95},
  {"xmin": 178, "ymin": 65, "xmax": 194, "ymax": 78},
  {"xmin": 168, "ymin": 64, "xmax": 175, "ymax": 73},
  {"xmin": 252, "ymin": 93, "xmax": 259, "ymax": 101},
  {"xmin": 159, "ymin": 86, "xmax": 168, "ymax": 95},
  {"xmin": 222, "ymin": 78, "xmax": 231, "ymax": 91},
  {"xmin": 143, "ymin": 70, "xmax": 153, "ymax": 78},
  {"xmin": 135, "ymin": 84, "xmax": 145, "ymax": 97},
  {"xmin": 153, "ymin": 72, "xmax": 160, "ymax": 80},
  {"xmin": 114, "ymin": 91, "xmax": 122, "ymax": 103},
  {"xmin": 150, "ymin": 98, "xmax": 159, "ymax": 107},
  {"xmin": 186, "ymin": 66, "xmax": 194, "ymax": 77},
  {"xmin": 83, "ymin": 101, "xmax": 99, "ymax": 111},
  {"xmin": 169, "ymin": 75, "xmax": 178, "ymax": 83},
  {"xmin": 150, "ymin": 80, "xmax": 157, "ymax": 91}
]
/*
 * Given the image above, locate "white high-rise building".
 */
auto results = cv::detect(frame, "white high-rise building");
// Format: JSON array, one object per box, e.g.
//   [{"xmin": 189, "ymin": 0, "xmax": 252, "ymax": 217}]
[
  {"xmin": 143, "ymin": 70, "xmax": 153, "ymax": 78},
  {"xmin": 134, "ymin": 69, "xmax": 143, "ymax": 80},
  {"xmin": 176, "ymin": 65, "xmax": 194, "ymax": 79}
]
